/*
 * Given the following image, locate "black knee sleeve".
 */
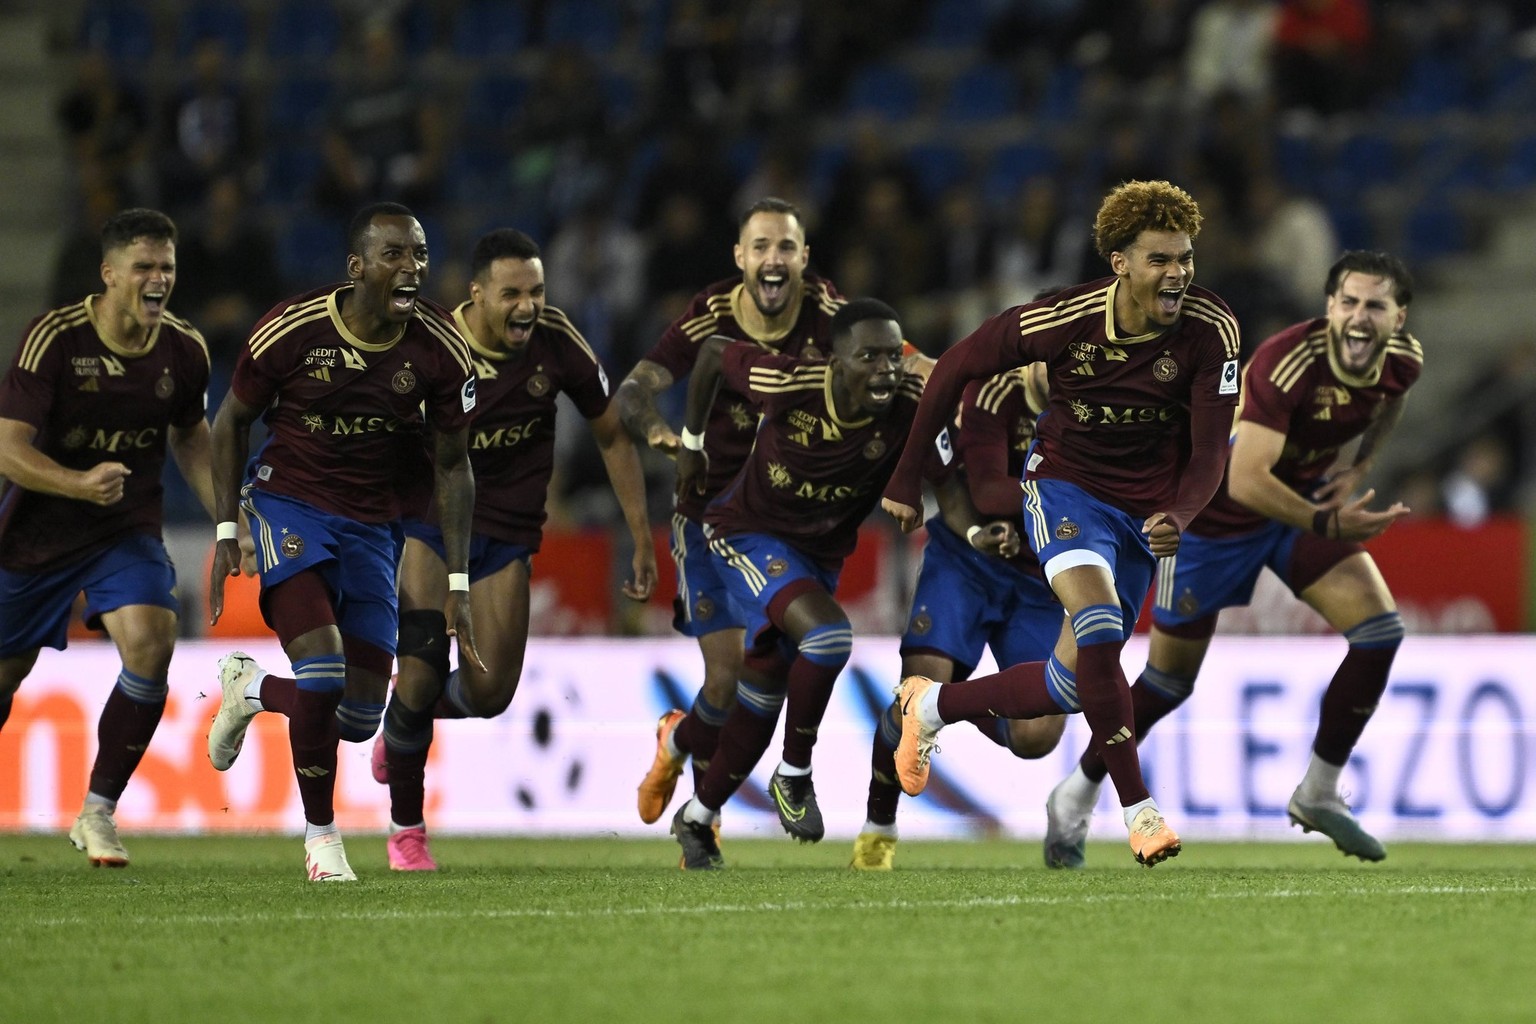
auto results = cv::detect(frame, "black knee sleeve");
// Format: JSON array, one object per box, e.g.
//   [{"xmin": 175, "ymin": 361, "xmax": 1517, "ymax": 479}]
[{"xmin": 397, "ymin": 609, "xmax": 450, "ymax": 681}]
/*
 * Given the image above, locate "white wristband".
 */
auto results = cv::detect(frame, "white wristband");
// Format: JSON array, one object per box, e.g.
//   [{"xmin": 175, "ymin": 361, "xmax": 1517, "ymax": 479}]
[
  {"xmin": 448, "ymin": 572, "xmax": 470, "ymax": 592},
  {"xmin": 966, "ymin": 524, "xmax": 984, "ymax": 547},
  {"xmin": 680, "ymin": 427, "xmax": 705, "ymax": 452},
  {"xmin": 216, "ymin": 521, "xmax": 239, "ymax": 542}
]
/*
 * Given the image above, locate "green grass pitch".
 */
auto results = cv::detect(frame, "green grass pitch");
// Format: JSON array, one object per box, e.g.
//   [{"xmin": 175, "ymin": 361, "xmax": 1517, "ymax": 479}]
[{"xmin": 3, "ymin": 834, "xmax": 1533, "ymax": 1024}]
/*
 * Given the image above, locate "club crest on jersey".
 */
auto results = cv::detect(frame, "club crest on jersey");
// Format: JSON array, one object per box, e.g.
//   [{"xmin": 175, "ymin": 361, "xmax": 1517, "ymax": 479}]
[
  {"xmin": 155, "ymin": 372, "xmax": 174, "ymax": 399},
  {"xmin": 909, "ymin": 611, "xmax": 932, "ymax": 636},
  {"xmin": 527, "ymin": 372, "xmax": 550, "ymax": 397},
  {"xmin": 694, "ymin": 596, "xmax": 715, "ymax": 621},
  {"xmin": 863, "ymin": 437, "xmax": 887, "ymax": 460},
  {"xmin": 1177, "ymin": 590, "xmax": 1200, "ymax": 617},
  {"xmin": 766, "ymin": 558, "xmax": 788, "ymax": 577},
  {"xmin": 392, "ymin": 368, "xmax": 417, "ymax": 394},
  {"xmin": 1153, "ymin": 355, "xmax": 1179, "ymax": 382},
  {"xmin": 280, "ymin": 533, "xmax": 305, "ymax": 559},
  {"xmin": 62, "ymin": 426, "xmax": 88, "ymax": 450},
  {"xmin": 1054, "ymin": 518, "xmax": 1080, "ymax": 541}
]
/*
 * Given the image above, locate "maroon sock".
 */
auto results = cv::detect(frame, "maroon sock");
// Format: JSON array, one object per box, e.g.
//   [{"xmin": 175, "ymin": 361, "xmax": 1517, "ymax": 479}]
[
  {"xmin": 1075, "ymin": 642, "xmax": 1148, "ymax": 806},
  {"xmin": 935, "ymin": 661, "xmax": 1061, "ymax": 721},
  {"xmin": 781, "ymin": 656, "xmax": 841, "ymax": 769},
  {"xmin": 387, "ymin": 746, "xmax": 430, "ymax": 826},
  {"xmin": 88, "ymin": 687, "xmax": 165, "ymax": 800},
  {"xmin": 1314, "ymin": 645, "xmax": 1397, "ymax": 765},
  {"xmin": 1079, "ymin": 676, "xmax": 1186, "ymax": 784},
  {"xmin": 259, "ymin": 673, "xmax": 298, "ymax": 717},
  {"xmin": 865, "ymin": 703, "xmax": 901, "ymax": 826},
  {"xmin": 695, "ymin": 704, "xmax": 778, "ymax": 811},
  {"xmin": 290, "ymin": 689, "xmax": 341, "ymax": 826}
]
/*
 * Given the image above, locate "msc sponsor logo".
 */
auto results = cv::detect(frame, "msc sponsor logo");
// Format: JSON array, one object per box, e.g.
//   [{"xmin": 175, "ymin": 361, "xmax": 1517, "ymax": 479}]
[
  {"xmin": 301, "ymin": 414, "xmax": 406, "ymax": 435},
  {"xmin": 472, "ymin": 418, "xmax": 542, "ymax": 449}
]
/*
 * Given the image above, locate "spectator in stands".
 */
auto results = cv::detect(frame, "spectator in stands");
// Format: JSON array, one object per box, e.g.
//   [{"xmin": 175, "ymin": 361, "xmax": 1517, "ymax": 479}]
[
  {"xmin": 1249, "ymin": 170, "xmax": 1338, "ymax": 316},
  {"xmin": 1271, "ymin": 0, "xmax": 1374, "ymax": 117},
  {"xmin": 509, "ymin": 45, "xmax": 612, "ymax": 225},
  {"xmin": 545, "ymin": 192, "xmax": 647, "ymax": 368},
  {"xmin": 49, "ymin": 177, "xmax": 123, "ymax": 310},
  {"xmin": 57, "ymin": 48, "xmax": 151, "ymax": 204},
  {"xmin": 1443, "ymin": 432, "xmax": 1514, "ymax": 527},
  {"xmin": 315, "ymin": 18, "xmax": 445, "ymax": 217},
  {"xmin": 156, "ymin": 36, "xmax": 254, "ymax": 218},
  {"xmin": 1183, "ymin": 0, "xmax": 1280, "ymax": 112},
  {"xmin": 991, "ymin": 174, "xmax": 1088, "ymax": 310}
]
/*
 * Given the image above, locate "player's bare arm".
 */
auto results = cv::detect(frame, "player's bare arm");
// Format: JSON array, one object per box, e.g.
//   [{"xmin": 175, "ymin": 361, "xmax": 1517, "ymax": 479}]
[
  {"xmin": 168, "ymin": 418, "xmax": 218, "ymax": 523},
  {"xmin": 675, "ymin": 337, "xmax": 730, "ymax": 500},
  {"xmin": 0, "ymin": 416, "xmax": 130, "ymax": 505},
  {"xmin": 433, "ymin": 424, "xmax": 485, "ymax": 671},
  {"xmin": 207, "ymin": 391, "xmax": 259, "ymax": 624},
  {"xmin": 589, "ymin": 402, "xmax": 658, "ymax": 601},
  {"xmin": 616, "ymin": 358, "xmax": 679, "ymax": 454}
]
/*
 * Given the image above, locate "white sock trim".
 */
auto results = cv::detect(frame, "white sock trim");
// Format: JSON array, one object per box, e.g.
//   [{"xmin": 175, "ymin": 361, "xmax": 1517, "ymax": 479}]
[
  {"xmin": 1122, "ymin": 797, "xmax": 1158, "ymax": 829},
  {"xmin": 918, "ymin": 684, "xmax": 944, "ymax": 731},
  {"xmin": 775, "ymin": 760, "xmax": 811, "ymax": 777}
]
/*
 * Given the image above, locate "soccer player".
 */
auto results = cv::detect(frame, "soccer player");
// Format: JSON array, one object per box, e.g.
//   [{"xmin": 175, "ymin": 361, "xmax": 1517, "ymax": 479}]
[
  {"xmin": 371, "ymin": 228, "xmax": 658, "ymax": 871},
  {"xmin": 620, "ymin": 197, "xmax": 844, "ymax": 829},
  {"xmin": 1044, "ymin": 250, "xmax": 1419, "ymax": 867},
  {"xmin": 205, "ymin": 202, "xmax": 480, "ymax": 882},
  {"xmin": 0, "ymin": 208, "xmax": 214, "ymax": 868},
  {"xmin": 852, "ymin": 362, "xmax": 1068, "ymax": 871},
  {"xmin": 882, "ymin": 180, "xmax": 1242, "ymax": 867},
  {"xmin": 668, "ymin": 298, "xmax": 932, "ymax": 868}
]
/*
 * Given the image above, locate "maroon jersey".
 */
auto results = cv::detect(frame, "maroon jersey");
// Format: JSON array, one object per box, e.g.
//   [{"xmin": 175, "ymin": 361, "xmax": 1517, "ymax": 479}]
[
  {"xmin": 705, "ymin": 343, "xmax": 928, "ymax": 567},
  {"xmin": 643, "ymin": 272, "xmax": 842, "ymax": 521},
  {"xmin": 0, "ymin": 297, "xmax": 209, "ymax": 572},
  {"xmin": 232, "ymin": 285, "xmax": 476, "ymax": 523},
  {"xmin": 449, "ymin": 301, "xmax": 611, "ymax": 549},
  {"xmin": 887, "ymin": 278, "xmax": 1242, "ymax": 528},
  {"xmin": 1193, "ymin": 319, "xmax": 1424, "ymax": 537},
  {"xmin": 958, "ymin": 368, "xmax": 1044, "ymax": 577}
]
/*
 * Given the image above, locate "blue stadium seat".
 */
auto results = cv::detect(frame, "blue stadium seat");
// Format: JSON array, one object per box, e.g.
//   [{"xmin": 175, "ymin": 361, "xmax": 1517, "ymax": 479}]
[
  {"xmin": 1034, "ymin": 64, "xmax": 1082, "ymax": 122},
  {"xmin": 276, "ymin": 215, "xmax": 349, "ymax": 289},
  {"xmin": 451, "ymin": 0, "xmax": 529, "ymax": 59},
  {"xmin": 544, "ymin": 0, "xmax": 623, "ymax": 51},
  {"xmin": 462, "ymin": 74, "xmax": 528, "ymax": 135},
  {"xmin": 265, "ymin": 76, "xmax": 334, "ymax": 138},
  {"xmin": 1383, "ymin": 52, "xmax": 1470, "ymax": 117},
  {"xmin": 844, "ymin": 63, "xmax": 921, "ymax": 121},
  {"xmin": 1401, "ymin": 201, "xmax": 1468, "ymax": 263},
  {"xmin": 1411, "ymin": 136, "xmax": 1489, "ymax": 194},
  {"xmin": 982, "ymin": 142, "xmax": 1059, "ymax": 204},
  {"xmin": 265, "ymin": 0, "xmax": 340, "ymax": 61},
  {"xmin": 175, "ymin": 1, "xmax": 249, "ymax": 57},
  {"xmin": 1495, "ymin": 132, "xmax": 1536, "ymax": 191},
  {"xmin": 260, "ymin": 146, "xmax": 323, "ymax": 204},
  {"xmin": 906, "ymin": 143, "xmax": 969, "ymax": 202},
  {"xmin": 939, "ymin": 63, "xmax": 1019, "ymax": 122},
  {"xmin": 1324, "ymin": 202, "xmax": 1373, "ymax": 251},
  {"xmin": 76, "ymin": 0, "xmax": 155, "ymax": 63},
  {"xmin": 1320, "ymin": 131, "xmax": 1401, "ymax": 203},
  {"xmin": 919, "ymin": 0, "xmax": 992, "ymax": 48},
  {"xmin": 1273, "ymin": 131, "xmax": 1320, "ymax": 195}
]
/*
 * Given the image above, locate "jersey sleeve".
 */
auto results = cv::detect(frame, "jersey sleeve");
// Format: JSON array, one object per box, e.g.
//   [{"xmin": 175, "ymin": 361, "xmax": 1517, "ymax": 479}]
[
  {"xmin": 955, "ymin": 379, "xmax": 1022, "ymax": 519},
  {"xmin": 0, "ymin": 325, "xmax": 58, "ymax": 427},
  {"xmin": 643, "ymin": 290, "xmax": 721, "ymax": 380},
  {"xmin": 718, "ymin": 342, "xmax": 800, "ymax": 414}
]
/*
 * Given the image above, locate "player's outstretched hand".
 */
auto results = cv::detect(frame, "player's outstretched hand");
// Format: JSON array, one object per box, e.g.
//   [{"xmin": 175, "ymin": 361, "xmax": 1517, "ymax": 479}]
[
  {"xmin": 445, "ymin": 590, "xmax": 486, "ymax": 672},
  {"xmin": 1142, "ymin": 512, "xmax": 1181, "ymax": 558},
  {"xmin": 882, "ymin": 497, "xmax": 921, "ymax": 533},
  {"xmin": 1330, "ymin": 488, "xmax": 1409, "ymax": 542}
]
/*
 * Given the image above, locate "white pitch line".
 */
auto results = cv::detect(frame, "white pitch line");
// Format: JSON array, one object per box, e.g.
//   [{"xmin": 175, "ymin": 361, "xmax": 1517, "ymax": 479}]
[{"xmin": 12, "ymin": 882, "xmax": 1536, "ymax": 931}]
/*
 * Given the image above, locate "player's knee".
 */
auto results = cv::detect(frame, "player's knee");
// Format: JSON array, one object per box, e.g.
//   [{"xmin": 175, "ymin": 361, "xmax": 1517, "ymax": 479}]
[
  {"xmin": 1004, "ymin": 716, "xmax": 1067, "ymax": 759},
  {"xmin": 797, "ymin": 621, "xmax": 853, "ymax": 669},
  {"xmin": 335, "ymin": 697, "xmax": 386, "ymax": 743},
  {"xmin": 397, "ymin": 609, "xmax": 450, "ymax": 681},
  {"xmin": 1345, "ymin": 611, "xmax": 1405, "ymax": 651}
]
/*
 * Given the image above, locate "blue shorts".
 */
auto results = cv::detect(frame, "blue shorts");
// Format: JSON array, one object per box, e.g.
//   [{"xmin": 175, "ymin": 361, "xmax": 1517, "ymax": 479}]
[
  {"xmin": 1152, "ymin": 519, "xmax": 1299, "ymax": 628},
  {"xmin": 243, "ymin": 489, "xmax": 404, "ymax": 654},
  {"xmin": 0, "ymin": 534, "xmax": 177, "ymax": 656},
  {"xmin": 401, "ymin": 519, "xmax": 531, "ymax": 582},
  {"xmin": 901, "ymin": 519, "xmax": 1062, "ymax": 676},
  {"xmin": 670, "ymin": 513, "xmax": 745, "ymax": 637},
  {"xmin": 1022, "ymin": 476, "xmax": 1155, "ymax": 634},
  {"xmin": 709, "ymin": 532, "xmax": 840, "ymax": 654}
]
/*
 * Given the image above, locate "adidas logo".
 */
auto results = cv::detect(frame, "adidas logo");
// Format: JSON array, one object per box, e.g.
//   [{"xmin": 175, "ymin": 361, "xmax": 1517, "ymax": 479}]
[
  {"xmin": 308, "ymin": 366, "xmax": 332, "ymax": 382},
  {"xmin": 1103, "ymin": 726, "xmax": 1133, "ymax": 746},
  {"xmin": 296, "ymin": 765, "xmax": 332, "ymax": 778}
]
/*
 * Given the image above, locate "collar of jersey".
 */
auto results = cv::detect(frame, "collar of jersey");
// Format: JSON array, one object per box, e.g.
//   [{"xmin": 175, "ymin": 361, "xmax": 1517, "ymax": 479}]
[
  {"xmin": 1101, "ymin": 279, "xmax": 1172, "ymax": 345},
  {"xmin": 330, "ymin": 287, "xmax": 405, "ymax": 351},
  {"xmin": 86, "ymin": 294, "xmax": 161, "ymax": 357},
  {"xmin": 730, "ymin": 281, "xmax": 802, "ymax": 344}
]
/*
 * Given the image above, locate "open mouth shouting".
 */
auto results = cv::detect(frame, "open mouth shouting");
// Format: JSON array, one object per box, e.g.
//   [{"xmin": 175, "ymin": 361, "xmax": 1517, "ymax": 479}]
[
  {"xmin": 756, "ymin": 269, "xmax": 788, "ymax": 313},
  {"xmin": 1156, "ymin": 286, "xmax": 1185, "ymax": 319},
  {"xmin": 1338, "ymin": 325, "xmax": 1379, "ymax": 370},
  {"xmin": 865, "ymin": 375, "xmax": 898, "ymax": 409},
  {"xmin": 142, "ymin": 289, "xmax": 167, "ymax": 320},
  {"xmin": 504, "ymin": 313, "xmax": 536, "ymax": 348},
  {"xmin": 390, "ymin": 284, "xmax": 419, "ymax": 316}
]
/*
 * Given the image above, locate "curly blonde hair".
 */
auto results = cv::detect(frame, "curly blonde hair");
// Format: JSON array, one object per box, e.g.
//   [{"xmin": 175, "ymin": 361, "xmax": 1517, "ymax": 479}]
[{"xmin": 1092, "ymin": 180, "xmax": 1203, "ymax": 262}]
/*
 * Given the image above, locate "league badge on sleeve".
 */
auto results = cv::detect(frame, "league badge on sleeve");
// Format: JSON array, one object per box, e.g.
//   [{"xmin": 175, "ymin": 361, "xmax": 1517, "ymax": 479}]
[
  {"xmin": 1220, "ymin": 359, "xmax": 1240, "ymax": 396},
  {"xmin": 461, "ymin": 375, "xmax": 478, "ymax": 413},
  {"xmin": 935, "ymin": 427, "xmax": 954, "ymax": 465}
]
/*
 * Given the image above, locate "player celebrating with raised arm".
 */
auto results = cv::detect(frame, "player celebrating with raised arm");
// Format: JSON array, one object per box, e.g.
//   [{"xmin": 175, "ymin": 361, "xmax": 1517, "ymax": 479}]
[
  {"xmin": 882, "ymin": 180, "xmax": 1242, "ymax": 867},
  {"xmin": 372, "ymin": 228, "xmax": 657, "ymax": 871},
  {"xmin": 0, "ymin": 208, "xmax": 216, "ymax": 868},
  {"xmin": 1044, "ymin": 250, "xmax": 1419, "ymax": 867},
  {"xmin": 619, "ymin": 197, "xmax": 845, "ymax": 830},
  {"xmin": 667, "ymin": 298, "xmax": 932, "ymax": 868},
  {"xmin": 205, "ymin": 202, "xmax": 480, "ymax": 882}
]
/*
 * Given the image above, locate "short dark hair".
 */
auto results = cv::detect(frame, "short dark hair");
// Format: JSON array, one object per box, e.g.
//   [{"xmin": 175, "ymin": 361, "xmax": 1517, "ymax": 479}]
[
  {"xmin": 830, "ymin": 297, "xmax": 901, "ymax": 349},
  {"xmin": 1326, "ymin": 250, "xmax": 1414, "ymax": 307},
  {"xmin": 739, "ymin": 196, "xmax": 802, "ymax": 232},
  {"xmin": 1093, "ymin": 180, "xmax": 1202, "ymax": 262},
  {"xmin": 100, "ymin": 208, "xmax": 176, "ymax": 256},
  {"xmin": 470, "ymin": 228, "xmax": 541, "ymax": 280},
  {"xmin": 348, "ymin": 201, "xmax": 416, "ymax": 256}
]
